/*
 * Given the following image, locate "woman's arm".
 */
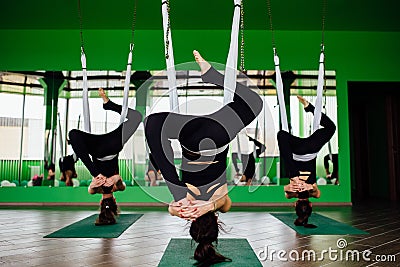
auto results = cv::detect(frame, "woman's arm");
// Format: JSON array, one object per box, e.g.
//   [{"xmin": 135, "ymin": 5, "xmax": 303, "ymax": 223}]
[
  {"xmin": 178, "ymin": 184, "xmax": 231, "ymax": 220},
  {"xmin": 144, "ymin": 113, "xmax": 187, "ymax": 201},
  {"xmin": 309, "ymin": 184, "xmax": 321, "ymax": 198},
  {"xmin": 277, "ymin": 131, "xmax": 300, "ymax": 178},
  {"xmin": 168, "ymin": 198, "xmax": 193, "ymax": 217},
  {"xmin": 284, "ymin": 179, "xmax": 302, "ymax": 199},
  {"xmin": 218, "ymin": 195, "xmax": 232, "ymax": 213}
]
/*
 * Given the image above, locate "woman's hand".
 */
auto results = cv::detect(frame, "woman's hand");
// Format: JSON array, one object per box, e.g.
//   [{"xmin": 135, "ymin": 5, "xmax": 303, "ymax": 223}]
[
  {"xmin": 88, "ymin": 174, "xmax": 107, "ymax": 194},
  {"xmin": 179, "ymin": 200, "xmax": 214, "ymax": 221},
  {"xmin": 285, "ymin": 177, "xmax": 301, "ymax": 192},
  {"xmin": 168, "ymin": 198, "xmax": 192, "ymax": 217},
  {"xmin": 297, "ymin": 181, "xmax": 313, "ymax": 192}
]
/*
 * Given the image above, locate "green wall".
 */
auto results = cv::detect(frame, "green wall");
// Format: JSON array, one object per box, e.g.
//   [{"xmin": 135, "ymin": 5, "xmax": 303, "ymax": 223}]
[
  {"xmin": 0, "ymin": 186, "xmax": 347, "ymax": 205},
  {"xmin": 1, "ymin": 29, "xmax": 400, "ymax": 204}
]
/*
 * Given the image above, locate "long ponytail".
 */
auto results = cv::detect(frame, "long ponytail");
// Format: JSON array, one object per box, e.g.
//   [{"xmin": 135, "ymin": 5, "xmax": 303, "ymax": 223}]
[
  {"xmin": 190, "ymin": 212, "xmax": 231, "ymax": 266},
  {"xmin": 294, "ymin": 199, "xmax": 317, "ymax": 228}
]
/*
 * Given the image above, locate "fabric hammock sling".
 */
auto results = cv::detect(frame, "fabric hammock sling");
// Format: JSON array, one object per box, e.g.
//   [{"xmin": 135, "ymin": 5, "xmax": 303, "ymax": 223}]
[
  {"xmin": 78, "ymin": 0, "xmax": 136, "ymax": 161},
  {"xmin": 161, "ymin": 0, "xmax": 243, "ymax": 157},
  {"xmin": 80, "ymin": 45, "xmax": 133, "ymax": 133},
  {"xmin": 161, "ymin": 0, "xmax": 242, "ymax": 111},
  {"xmin": 267, "ymin": 0, "xmax": 326, "ymax": 161}
]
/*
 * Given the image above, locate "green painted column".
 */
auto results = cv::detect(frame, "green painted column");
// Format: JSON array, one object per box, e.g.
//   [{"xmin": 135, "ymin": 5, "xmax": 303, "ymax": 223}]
[
  {"xmin": 131, "ymin": 71, "xmax": 152, "ymax": 180},
  {"xmin": 39, "ymin": 72, "xmax": 66, "ymax": 185},
  {"xmin": 131, "ymin": 71, "xmax": 152, "ymax": 119}
]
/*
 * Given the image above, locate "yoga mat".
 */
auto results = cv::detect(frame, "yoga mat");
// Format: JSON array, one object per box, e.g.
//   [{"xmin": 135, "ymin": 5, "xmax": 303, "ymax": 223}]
[
  {"xmin": 271, "ymin": 213, "xmax": 368, "ymax": 235},
  {"xmin": 44, "ymin": 214, "xmax": 143, "ymax": 238},
  {"xmin": 158, "ymin": 238, "xmax": 262, "ymax": 267}
]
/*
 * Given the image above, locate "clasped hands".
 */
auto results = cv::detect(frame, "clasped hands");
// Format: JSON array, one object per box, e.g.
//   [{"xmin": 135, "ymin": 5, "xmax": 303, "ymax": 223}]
[
  {"xmin": 287, "ymin": 177, "xmax": 313, "ymax": 192},
  {"xmin": 89, "ymin": 174, "xmax": 121, "ymax": 193},
  {"xmin": 169, "ymin": 197, "xmax": 215, "ymax": 221}
]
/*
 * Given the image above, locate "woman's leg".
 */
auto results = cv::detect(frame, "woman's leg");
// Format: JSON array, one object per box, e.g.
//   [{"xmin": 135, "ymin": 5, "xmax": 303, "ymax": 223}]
[
  {"xmin": 193, "ymin": 51, "xmax": 263, "ymax": 141},
  {"xmin": 243, "ymin": 153, "xmax": 256, "ymax": 183},
  {"xmin": 100, "ymin": 88, "xmax": 142, "ymax": 146},
  {"xmin": 288, "ymin": 96, "xmax": 336, "ymax": 155},
  {"xmin": 231, "ymin": 153, "xmax": 240, "ymax": 174},
  {"xmin": 301, "ymin": 104, "xmax": 336, "ymax": 154}
]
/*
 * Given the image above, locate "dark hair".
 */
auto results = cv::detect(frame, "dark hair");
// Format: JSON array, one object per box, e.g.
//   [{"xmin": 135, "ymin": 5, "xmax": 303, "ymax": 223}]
[
  {"xmin": 189, "ymin": 212, "xmax": 231, "ymax": 267},
  {"xmin": 294, "ymin": 199, "xmax": 317, "ymax": 228},
  {"xmin": 95, "ymin": 197, "xmax": 118, "ymax": 226}
]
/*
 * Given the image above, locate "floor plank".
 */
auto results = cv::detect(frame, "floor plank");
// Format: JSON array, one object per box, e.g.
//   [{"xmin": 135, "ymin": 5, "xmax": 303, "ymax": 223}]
[{"xmin": 0, "ymin": 202, "xmax": 399, "ymax": 266}]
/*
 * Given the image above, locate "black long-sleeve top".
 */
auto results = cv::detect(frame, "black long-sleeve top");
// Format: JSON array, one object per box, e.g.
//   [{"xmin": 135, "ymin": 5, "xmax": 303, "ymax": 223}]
[{"xmin": 145, "ymin": 67, "xmax": 263, "ymax": 201}]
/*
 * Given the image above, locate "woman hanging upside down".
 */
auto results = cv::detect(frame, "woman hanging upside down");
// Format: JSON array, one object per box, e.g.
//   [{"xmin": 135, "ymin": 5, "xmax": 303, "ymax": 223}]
[
  {"xmin": 69, "ymin": 88, "xmax": 142, "ymax": 225},
  {"xmin": 279, "ymin": 95, "xmax": 336, "ymax": 228},
  {"xmin": 145, "ymin": 50, "xmax": 262, "ymax": 266}
]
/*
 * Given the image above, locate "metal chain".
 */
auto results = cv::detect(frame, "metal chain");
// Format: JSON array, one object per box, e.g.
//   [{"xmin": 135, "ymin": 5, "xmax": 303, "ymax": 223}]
[
  {"xmin": 240, "ymin": 0, "xmax": 245, "ymax": 72},
  {"xmin": 321, "ymin": 0, "xmax": 327, "ymax": 49},
  {"xmin": 77, "ymin": 0, "xmax": 85, "ymax": 51},
  {"xmin": 165, "ymin": 0, "xmax": 171, "ymax": 59},
  {"xmin": 322, "ymin": 0, "xmax": 327, "ymax": 101},
  {"xmin": 131, "ymin": 0, "xmax": 137, "ymax": 44},
  {"xmin": 266, "ymin": 0, "xmax": 275, "ymax": 51}
]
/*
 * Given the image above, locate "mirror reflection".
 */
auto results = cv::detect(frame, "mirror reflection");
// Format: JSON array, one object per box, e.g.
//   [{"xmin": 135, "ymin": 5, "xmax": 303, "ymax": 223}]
[{"xmin": 0, "ymin": 69, "xmax": 337, "ymax": 188}]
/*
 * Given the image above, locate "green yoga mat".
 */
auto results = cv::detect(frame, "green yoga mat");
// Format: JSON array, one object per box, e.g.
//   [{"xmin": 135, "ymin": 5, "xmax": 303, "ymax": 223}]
[
  {"xmin": 44, "ymin": 214, "xmax": 143, "ymax": 238},
  {"xmin": 271, "ymin": 213, "xmax": 368, "ymax": 235},
  {"xmin": 158, "ymin": 238, "xmax": 262, "ymax": 267}
]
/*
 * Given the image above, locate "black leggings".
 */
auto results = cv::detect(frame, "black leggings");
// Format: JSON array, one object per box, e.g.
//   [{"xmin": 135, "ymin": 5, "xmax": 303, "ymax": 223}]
[
  {"xmin": 69, "ymin": 101, "xmax": 142, "ymax": 177},
  {"xmin": 232, "ymin": 153, "xmax": 256, "ymax": 181},
  {"xmin": 277, "ymin": 104, "xmax": 336, "ymax": 182},
  {"xmin": 145, "ymin": 67, "xmax": 262, "ymax": 200},
  {"xmin": 232, "ymin": 137, "xmax": 265, "ymax": 180},
  {"xmin": 324, "ymin": 153, "xmax": 338, "ymax": 179}
]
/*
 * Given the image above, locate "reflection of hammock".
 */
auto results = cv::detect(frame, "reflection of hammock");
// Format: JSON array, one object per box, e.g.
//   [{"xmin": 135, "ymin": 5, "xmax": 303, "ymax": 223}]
[
  {"xmin": 77, "ymin": 0, "xmax": 137, "ymax": 163},
  {"xmin": 78, "ymin": 0, "xmax": 137, "ymax": 133},
  {"xmin": 80, "ymin": 49, "xmax": 133, "ymax": 134}
]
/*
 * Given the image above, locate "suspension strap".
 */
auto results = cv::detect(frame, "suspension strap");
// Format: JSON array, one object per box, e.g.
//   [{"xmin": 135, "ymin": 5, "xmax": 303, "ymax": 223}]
[
  {"xmin": 223, "ymin": 0, "xmax": 242, "ymax": 105},
  {"xmin": 267, "ymin": 0, "xmax": 288, "ymax": 132},
  {"xmin": 239, "ymin": 0, "xmax": 245, "ymax": 72},
  {"xmin": 120, "ymin": 44, "xmax": 134, "ymax": 124},
  {"xmin": 273, "ymin": 50, "xmax": 289, "ymax": 132},
  {"xmin": 78, "ymin": 0, "xmax": 91, "ymax": 133},
  {"xmin": 312, "ymin": 0, "xmax": 327, "ymax": 132},
  {"xmin": 312, "ymin": 47, "xmax": 325, "ymax": 132},
  {"xmin": 120, "ymin": 1, "xmax": 137, "ymax": 124},
  {"xmin": 81, "ymin": 47, "xmax": 91, "ymax": 133},
  {"xmin": 162, "ymin": 0, "xmax": 180, "ymax": 113}
]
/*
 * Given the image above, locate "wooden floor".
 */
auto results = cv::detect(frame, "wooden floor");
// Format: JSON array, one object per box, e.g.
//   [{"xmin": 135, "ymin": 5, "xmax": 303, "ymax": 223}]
[{"xmin": 0, "ymin": 202, "xmax": 399, "ymax": 267}]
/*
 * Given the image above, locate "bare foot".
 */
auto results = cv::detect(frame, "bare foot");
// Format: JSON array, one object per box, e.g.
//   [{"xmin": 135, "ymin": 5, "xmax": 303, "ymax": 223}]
[
  {"xmin": 193, "ymin": 50, "xmax": 211, "ymax": 74},
  {"xmin": 297, "ymin": 95, "xmax": 309, "ymax": 108},
  {"xmin": 98, "ymin": 88, "xmax": 109, "ymax": 104},
  {"xmin": 148, "ymin": 171, "xmax": 157, "ymax": 186}
]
